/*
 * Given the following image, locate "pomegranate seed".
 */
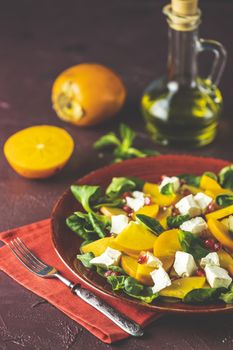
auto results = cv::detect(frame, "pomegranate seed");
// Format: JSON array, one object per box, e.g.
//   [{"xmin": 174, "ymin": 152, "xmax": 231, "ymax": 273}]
[
  {"xmin": 204, "ymin": 238, "xmax": 215, "ymax": 251},
  {"xmin": 171, "ymin": 276, "xmax": 179, "ymax": 281},
  {"xmin": 104, "ymin": 270, "xmax": 120, "ymax": 277},
  {"xmin": 122, "ymin": 192, "xmax": 132, "ymax": 199},
  {"xmin": 104, "ymin": 270, "xmax": 112, "ymax": 277},
  {"xmin": 172, "ymin": 206, "xmax": 180, "ymax": 216},
  {"xmin": 144, "ymin": 197, "xmax": 152, "ymax": 206},
  {"xmin": 138, "ymin": 255, "xmax": 148, "ymax": 264},
  {"xmin": 213, "ymin": 241, "xmax": 222, "ymax": 252},
  {"xmin": 196, "ymin": 268, "xmax": 205, "ymax": 277},
  {"xmin": 122, "ymin": 205, "xmax": 133, "ymax": 214},
  {"xmin": 181, "ymin": 189, "xmax": 192, "ymax": 196},
  {"xmin": 205, "ymin": 202, "xmax": 219, "ymax": 214}
]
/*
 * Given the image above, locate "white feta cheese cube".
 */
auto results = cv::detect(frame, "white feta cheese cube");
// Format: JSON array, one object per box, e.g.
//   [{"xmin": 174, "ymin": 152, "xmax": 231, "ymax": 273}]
[
  {"xmin": 200, "ymin": 252, "xmax": 220, "ymax": 268},
  {"xmin": 110, "ymin": 214, "xmax": 129, "ymax": 235},
  {"xmin": 180, "ymin": 216, "xmax": 208, "ymax": 235},
  {"xmin": 159, "ymin": 176, "xmax": 180, "ymax": 193},
  {"xmin": 126, "ymin": 196, "xmax": 145, "ymax": 212},
  {"xmin": 144, "ymin": 252, "xmax": 163, "ymax": 268},
  {"xmin": 150, "ymin": 266, "xmax": 171, "ymax": 293},
  {"xmin": 205, "ymin": 265, "xmax": 232, "ymax": 289},
  {"xmin": 90, "ymin": 247, "xmax": 122, "ymax": 268},
  {"xmin": 90, "ymin": 255, "xmax": 115, "ymax": 268},
  {"xmin": 194, "ymin": 192, "xmax": 212, "ymax": 212},
  {"xmin": 132, "ymin": 191, "xmax": 145, "ymax": 200},
  {"xmin": 175, "ymin": 194, "xmax": 201, "ymax": 217},
  {"xmin": 173, "ymin": 251, "xmax": 197, "ymax": 277}
]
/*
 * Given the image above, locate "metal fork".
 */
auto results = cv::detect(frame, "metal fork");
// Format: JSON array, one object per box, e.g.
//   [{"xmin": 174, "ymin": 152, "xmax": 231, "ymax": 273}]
[{"xmin": 8, "ymin": 238, "xmax": 143, "ymax": 337}]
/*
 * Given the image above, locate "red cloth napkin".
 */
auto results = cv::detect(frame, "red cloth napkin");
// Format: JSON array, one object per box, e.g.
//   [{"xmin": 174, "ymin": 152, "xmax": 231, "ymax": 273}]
[{"xmin": 0, "ymin": 219, "xmax": 162, "ymax": 343}]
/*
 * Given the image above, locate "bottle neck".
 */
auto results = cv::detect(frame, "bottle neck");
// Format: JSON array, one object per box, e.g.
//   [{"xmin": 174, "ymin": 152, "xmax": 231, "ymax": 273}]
[{"xmin": 167, "ymin": 28, "xmax": 198, "ymax": 86}]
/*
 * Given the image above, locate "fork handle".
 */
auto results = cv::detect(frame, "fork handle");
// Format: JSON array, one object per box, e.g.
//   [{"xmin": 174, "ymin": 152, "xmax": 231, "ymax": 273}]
[{"xmin": 72, "ymin": 285, "xmax": 144, "ymax": 337}]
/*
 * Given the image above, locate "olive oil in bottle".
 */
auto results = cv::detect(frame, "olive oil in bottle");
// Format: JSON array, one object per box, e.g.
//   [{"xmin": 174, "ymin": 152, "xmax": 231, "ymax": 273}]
[{"xmin": 141, "ymin": 0, "xmax": 227, "ymax": 147}]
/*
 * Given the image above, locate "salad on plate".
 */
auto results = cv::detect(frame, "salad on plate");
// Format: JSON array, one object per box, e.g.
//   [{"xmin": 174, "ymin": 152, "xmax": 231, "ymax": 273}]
[{"xmin": 66, "ymin": 164, "xmax": 233, "ymax": 305}]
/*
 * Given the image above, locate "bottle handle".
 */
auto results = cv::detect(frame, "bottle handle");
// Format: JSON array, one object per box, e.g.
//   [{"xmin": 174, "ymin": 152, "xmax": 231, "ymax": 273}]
[{"xmin": 197, "ymin": 39, "xmax": 227, "ymax": 87}]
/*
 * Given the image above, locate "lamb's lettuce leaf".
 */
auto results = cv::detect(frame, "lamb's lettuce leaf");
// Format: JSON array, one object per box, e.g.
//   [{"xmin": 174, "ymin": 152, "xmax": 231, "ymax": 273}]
[
  {"xmin": 106, "ymin": 177, "xmax": 145, "ymax": 198},
  {"xmin": 136, "ymin": 214, "xmax": 164, "ymax": 235},
  {"xmin": 183, "ymin": 287, "xmax": 227, "ymax": 304},
  {"xmin": 216, "ymin": 194, "xmax": 233, "ymax": 207},
  {"xmin": 71, "ymin": 184, "xmax": 101, "ymax": 212},
  {"xmin": 167, "ymin": 214, "xmax": 190, "ymax": 229},
  {"xmin": 76, "ymin": 252, "xmax": 95, "ymax": 268},
  {"xmin": 177, "ymin": 174, "xmax": 201, "ymax": 187},
  {"xmin": 178, "ymin": 230, "xmax": 210, "ymax": 260},
  {"xmin": 219, "ymin": 165, "xmax": 233, "ymax": 191}
]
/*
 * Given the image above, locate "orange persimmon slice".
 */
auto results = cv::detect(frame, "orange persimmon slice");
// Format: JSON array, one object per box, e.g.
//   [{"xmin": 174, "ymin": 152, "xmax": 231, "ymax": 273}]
[{"xmin": 4, "ymin": 125, "xmax": 74, "ymax": 179}]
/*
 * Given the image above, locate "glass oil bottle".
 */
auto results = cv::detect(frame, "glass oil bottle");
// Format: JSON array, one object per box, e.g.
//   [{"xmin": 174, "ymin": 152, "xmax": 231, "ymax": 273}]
[{"xmin": 141, "ymin": 0, "xmax": 227, "ymax": 147}]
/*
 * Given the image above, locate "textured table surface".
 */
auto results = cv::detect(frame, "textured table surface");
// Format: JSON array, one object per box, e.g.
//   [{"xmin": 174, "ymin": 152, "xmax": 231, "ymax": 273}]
[{"xmin": 0, "ymin": 0, "xmax": 233, "ymax": 349}]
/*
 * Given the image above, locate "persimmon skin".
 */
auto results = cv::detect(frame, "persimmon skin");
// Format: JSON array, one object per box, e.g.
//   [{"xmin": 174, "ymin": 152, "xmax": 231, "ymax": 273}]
[{"xmin": 52, "ymin": 63, "xmax": 126, "ymax": 127}]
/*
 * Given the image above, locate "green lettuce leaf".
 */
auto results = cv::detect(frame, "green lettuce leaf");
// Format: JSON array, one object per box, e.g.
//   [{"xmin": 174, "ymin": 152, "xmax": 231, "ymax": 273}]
[
  {"xmin": 71, "ymin": 184, "xmax": 101, "ymax": 212},
  {"xmin": 183, "ymin": 287, "xmax": 227, "ymax": 304},
  {"xmin": 216, "ymin": 194, "xmax": 233, "ymax": 207},
  {"xmin": 219, "ymin": 165, "xmax": 233, "ymax": 191},
  {"xmin": 178, "ymin": 230, "xmax": 210, "ymax": 260},
  {"xmin": 136, "ymin": 214, "xmax": 164, "ymax": 235},
  {"xmin": 177, "ymin": 174, "xmax": 201, "ymax": 187},
  {"xmin": 76, "ymin": 252, "xmax": 95, "ymax": 268},
  {"xmin": 167, "ymin": 214, "xmax": 190, "ymax": 229},
  {"xmin": 105, "ymin": 177, "xmax": 144, "ymax": 198}
]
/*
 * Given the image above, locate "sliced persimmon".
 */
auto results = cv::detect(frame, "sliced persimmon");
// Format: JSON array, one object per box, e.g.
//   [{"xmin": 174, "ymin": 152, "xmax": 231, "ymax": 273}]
[{"xmin": 208, "ymin": 218, "xmax": 233, "ymax": 251}]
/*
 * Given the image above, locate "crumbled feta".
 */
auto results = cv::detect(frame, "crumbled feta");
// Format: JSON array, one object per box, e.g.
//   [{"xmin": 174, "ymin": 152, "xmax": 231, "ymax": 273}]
[
  {"xmin": 194, "ymin": 192, "xmax": 212, "ymax": 212},
  {"xmin": 200, "ymin": 252, "xmax": 220, "ymax": 268},
  {"xmin": 132, "ymin": 191, "xmax": 145, "ymax": 200},
  {"xmin": 110, "ymin": 214, "xmax": 129, "ymax": 235},
  {"xmin": 126, "ymin": 196, "xmax": 145, "ymax": 212},
  {"xmin": 175, "ymin": 194, "xmax": 201, "ymax": 217},
  {"xmin": 150, "ymin": 266, "xmax": 171, "ymax": 293},
  {"xmin": 90, "ymin": 247, "xmax": 122, "ymax": 268},
  {"xmin": 144, "ymin": 252, "xmax": 163, "ymax": 268},
  {"xmin": 180, "ymin": 216, "xmax": 208, "ymax": 235},
  {"xmin": 159, "ymin": 176, "xmax": 180, "ymax": 193},
  {"xmin": 173, "ymin": 251, "xmax": 197, "ymax": 277},
  {"xmin": 205, "ymin": 265, "xmax": 232, "ymax": 289}
]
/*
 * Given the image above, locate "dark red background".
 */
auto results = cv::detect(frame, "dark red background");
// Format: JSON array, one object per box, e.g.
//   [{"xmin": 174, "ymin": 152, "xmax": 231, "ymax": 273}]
[{"xmin": 0, "ymin": 0, "xmax": 233, "ymax": 349}]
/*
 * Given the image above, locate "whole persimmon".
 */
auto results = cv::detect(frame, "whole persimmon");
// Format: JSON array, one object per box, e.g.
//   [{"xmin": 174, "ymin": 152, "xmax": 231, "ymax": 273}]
[{"xmin": 52, "ymin": 63, "xmax": 126, "ymax": 127}]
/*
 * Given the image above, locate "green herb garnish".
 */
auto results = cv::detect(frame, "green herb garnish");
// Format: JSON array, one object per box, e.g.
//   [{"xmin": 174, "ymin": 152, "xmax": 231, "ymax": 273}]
[{"xmin": 94, "ymin": 123, "xmax": 159, "ymax": 163}]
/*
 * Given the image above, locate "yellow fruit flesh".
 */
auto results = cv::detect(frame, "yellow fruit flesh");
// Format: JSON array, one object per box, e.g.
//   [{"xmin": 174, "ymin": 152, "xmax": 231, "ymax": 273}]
[
  {"xmin": 121, "ymin": 255, "xmax": 138, "ymax": 279},
  {"xmin": 153, "ymin": 229, "xmax": 181, "ymax": 260},
  {"xmin": 143, "ymin": 182, "xmax": 178, "ymax": 207},
  {"xmin": 208, "ymin": 218, "xmax": 233, "ymax": 251},
  {"xmin": 114, "ymin": 222, "xmax": 157, "ymax": 254},
  {"xmin": 133, "ymin": 204, "xmax": 159, "ymax": 220},
  {"xmin": 160, "ymin": 277, "xmax": 206, "ymax": 299},
  {"xmin": 218, "ymin": 250, "xmax": 233, "ymax": 276},
  {"xmin": 205, "ymin": 205, "xmax": 233, "ymax": 221},
  {"xmin": 156, "ymin": 207, "xmax": 172, "ymax": 229},
  {"xmin": 81, "ymin": 237, "xmax": 115, "ymax": 256},
  {"xmin": 136, "ymin": 264, "xmax": 154, "ymax": 286},
  {"xmin": 200, "ymin": 174, "xmax": 222, "ymax": 191},
  {"xmin": 4, "ymin": 125, "xmax": 74, "ymax": 179},
  {"xmin": 100, "ymin": 206, "xmax": 125, "ymax": 217}
]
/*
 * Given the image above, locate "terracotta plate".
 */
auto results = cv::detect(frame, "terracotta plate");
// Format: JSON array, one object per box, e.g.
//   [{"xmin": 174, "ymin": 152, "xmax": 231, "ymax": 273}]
[{"xmin": 51, "ymin": 155, "xmax": 233, "ymax": 314}]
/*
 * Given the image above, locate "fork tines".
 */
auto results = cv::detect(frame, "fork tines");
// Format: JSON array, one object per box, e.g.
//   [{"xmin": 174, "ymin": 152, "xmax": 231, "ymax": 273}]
[{"xmin": 8, "ymin": 238, "xmax": 47, "ymax": 273}]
